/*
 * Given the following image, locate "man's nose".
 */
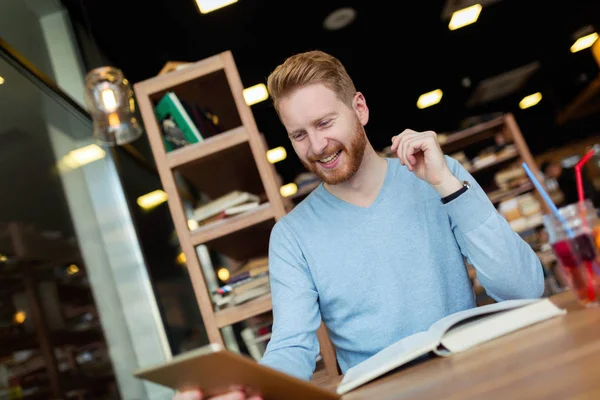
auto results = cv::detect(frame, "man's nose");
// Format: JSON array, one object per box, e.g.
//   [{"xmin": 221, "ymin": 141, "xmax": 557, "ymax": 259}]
[{"xmin": 308, "ymin": 131, "xmax": 327, "ymax": 156}]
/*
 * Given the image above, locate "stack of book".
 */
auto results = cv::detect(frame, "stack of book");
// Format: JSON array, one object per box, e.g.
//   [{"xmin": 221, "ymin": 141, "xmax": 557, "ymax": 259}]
[
  {"xmin": 213, "ymin": 257, "xmax": 269, "ymax": 308},
  {"xmin": 192, "ymin": 191, "xmax": 261, "ymax": 227}
]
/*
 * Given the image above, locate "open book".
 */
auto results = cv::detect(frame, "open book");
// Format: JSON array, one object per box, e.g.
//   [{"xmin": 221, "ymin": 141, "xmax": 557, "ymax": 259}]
[{"xmin": 336, "ymin": 298, "xmax": 566, "ymax": 395}]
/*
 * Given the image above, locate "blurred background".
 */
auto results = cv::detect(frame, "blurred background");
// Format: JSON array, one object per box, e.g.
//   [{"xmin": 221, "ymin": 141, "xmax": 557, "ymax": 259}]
[{"xmin": 1, "ymin": 0, "xmax": 600, "ymax": 399}]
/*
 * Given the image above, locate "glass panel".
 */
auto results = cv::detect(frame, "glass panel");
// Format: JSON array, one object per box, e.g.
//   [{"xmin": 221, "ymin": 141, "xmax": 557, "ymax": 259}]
[
  {"xmin": 0, "ymin": 52, "xmax": 120, "ymax": 400},
  {"xmin": 0, "ymin": 45, "xmax": 173, "ymax": 399}
]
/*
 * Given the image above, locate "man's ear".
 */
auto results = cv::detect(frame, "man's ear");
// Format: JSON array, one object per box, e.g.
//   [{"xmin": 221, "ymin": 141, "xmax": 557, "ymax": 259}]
[{"xmin": 353, "ymin": 91, "xmax": 369, "ymax": 126}]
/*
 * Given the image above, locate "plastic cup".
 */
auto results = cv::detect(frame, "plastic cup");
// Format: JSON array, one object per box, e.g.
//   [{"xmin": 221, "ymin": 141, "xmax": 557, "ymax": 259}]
[{"xmin": 543, "ymin": 199, "xmax": 600, "ymax": 307}]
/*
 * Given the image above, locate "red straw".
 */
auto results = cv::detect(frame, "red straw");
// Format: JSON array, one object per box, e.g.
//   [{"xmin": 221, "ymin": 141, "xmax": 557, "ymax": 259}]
[
  {"xmin": 575, "ymin": 148, "xmax": 596, "ymax": 204},
  {"xmin": 574, "ymin": 147, "xmax": 597, "ymax": 302}
]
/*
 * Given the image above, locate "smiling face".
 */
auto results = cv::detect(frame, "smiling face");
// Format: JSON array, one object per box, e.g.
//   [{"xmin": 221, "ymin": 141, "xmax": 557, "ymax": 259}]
[{"xmin": 278, "ymin": 83, "xmax": 369, "ymax": 185}]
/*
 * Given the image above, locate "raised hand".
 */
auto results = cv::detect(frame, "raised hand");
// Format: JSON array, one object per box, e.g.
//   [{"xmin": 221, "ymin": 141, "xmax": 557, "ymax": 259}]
[{"xmin": 390, "ymin": 129, "xmax": 463, "ymax": 197}]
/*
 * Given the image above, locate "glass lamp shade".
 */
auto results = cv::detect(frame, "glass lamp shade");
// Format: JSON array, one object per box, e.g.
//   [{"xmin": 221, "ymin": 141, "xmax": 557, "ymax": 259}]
[{"xmin": 84, "ymin": 66, "xmax": 143, "ymax": 146}]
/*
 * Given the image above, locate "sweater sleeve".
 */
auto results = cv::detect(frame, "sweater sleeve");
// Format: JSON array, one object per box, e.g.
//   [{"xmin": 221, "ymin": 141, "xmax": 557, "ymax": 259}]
[
  {"xmin": 258, "ymin": 219, "xmax": 321, "ymax": 381},
  {"xmin": 442, "ymin": 155, "xmax": 545, "ymax": 301}
]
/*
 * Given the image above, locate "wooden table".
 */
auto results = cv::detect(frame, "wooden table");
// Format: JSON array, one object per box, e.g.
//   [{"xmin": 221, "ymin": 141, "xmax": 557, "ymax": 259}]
[{"xmin": 337, "ymin": 291, "xmax": 600, "ymax": 400}]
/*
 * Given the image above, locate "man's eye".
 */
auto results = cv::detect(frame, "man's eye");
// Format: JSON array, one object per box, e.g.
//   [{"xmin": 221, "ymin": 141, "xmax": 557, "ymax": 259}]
[
  {"xmin": 319, "ymin": 120, "xmax": 331, "ymax": 128},
  {"xmin": 293, "ymin": 132, "xmax": 306, "ymax": 141}
]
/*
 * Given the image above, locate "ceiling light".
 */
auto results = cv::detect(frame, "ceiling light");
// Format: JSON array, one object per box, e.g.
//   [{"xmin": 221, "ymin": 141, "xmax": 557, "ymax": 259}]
[
  {"xmin": 570, "ymin": 32, "xmax": 599, "ymax": 53},
  {"xmin": 280, "ymin": 183, "xmax": 298, "ymax": 197},
  {"xmin": 0, "ymin": 76, "xmax": 4, "ymax": 85},
  {"xmin": 243, "ymin": 83, "xmax": 269, "ymax": 106},
  {"xmin": 195, "ymin": 0, "xmax": 237, "ymax": 14},
  {"xmin": 324, "ymin": 7, "xmax": 357, "ymax": 31},
  {"xmin": 267, "ymin": 146, "xmax": 287, "ymax": 163},
  {"xmin": 417, "ymin": 89, "xmax": 443, "ymax": 109},
  {"xmin": 519, "ymin": 92, "xmax": 542, "ymax": 109},
  {"xmin": 137, "ymin": 190, "xmax": 168, "ymax": 210},
  {"xmin": 449, "ymin": 4, "xmax": 482, "ymax": 31}
]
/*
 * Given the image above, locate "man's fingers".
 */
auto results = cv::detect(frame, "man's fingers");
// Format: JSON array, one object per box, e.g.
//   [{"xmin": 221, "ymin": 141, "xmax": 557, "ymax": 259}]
[
  {"xmin": 210, "ymin": 391, "xmax": 246, "ymax": 400},
  {"xmin": 391, "ymin": 129, "xmax": 416, "ymax": 152},
  {"xmin": 175, "ymin": 390, "xmax": 202, "ymax": 400},
  {"xmin": 390, "ymin": 134, "xmax": 401, "ymax": 152},
  {"xmin": 405, "ymin": 138, "xmax": 424, "ymax": 168},
  {"xmin": 399, "ymin": 132, "xmax": 419, "ymax": 167}
]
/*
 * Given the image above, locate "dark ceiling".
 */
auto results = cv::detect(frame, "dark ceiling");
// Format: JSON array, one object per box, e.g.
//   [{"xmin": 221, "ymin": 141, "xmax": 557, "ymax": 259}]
[{"xmin": 61, "ymin": 0, "xmax": 600, "ymax": 183}]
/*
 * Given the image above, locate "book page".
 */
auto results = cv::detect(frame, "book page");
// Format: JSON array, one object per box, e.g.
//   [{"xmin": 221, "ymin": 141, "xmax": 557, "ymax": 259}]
[
  {"xmin": 427, "ymin": 298, "xmax": 539, "ymax": 341},
  {"xmin": 336, "ymin": 331, "xmax": 437, "ymax": 395},
  {"xmin": 435, "ymin": 298, "xmax": 566, "ymax": 355}
]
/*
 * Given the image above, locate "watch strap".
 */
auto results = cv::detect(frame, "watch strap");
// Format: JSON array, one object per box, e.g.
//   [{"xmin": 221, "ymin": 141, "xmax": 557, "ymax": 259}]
[{"xmin": 441, "ymin": 181, "xmax": 470, "ymax": 204}]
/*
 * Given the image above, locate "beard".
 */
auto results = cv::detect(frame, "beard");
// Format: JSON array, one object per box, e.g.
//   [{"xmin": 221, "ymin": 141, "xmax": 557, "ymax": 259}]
[{"xmin": 301, "ymin": 119, "xmax": 367, "ymax": 185}]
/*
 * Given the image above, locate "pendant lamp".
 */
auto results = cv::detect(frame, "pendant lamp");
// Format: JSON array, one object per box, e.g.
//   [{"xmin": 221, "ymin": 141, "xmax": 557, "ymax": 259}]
[{"xmin": 84, "ymin": 66, "xmax": 143, "ymax": 146}]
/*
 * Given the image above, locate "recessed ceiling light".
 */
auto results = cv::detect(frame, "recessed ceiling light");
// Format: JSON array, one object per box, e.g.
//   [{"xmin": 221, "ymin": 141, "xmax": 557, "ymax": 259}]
[
  {"xmin": 323, "ymin": 7, "xmax": 357, "ymax": 31},
  {"xmin": 195, "ymin": 0, "xmax": 237, "ymax": 14},
  {"xmin": 137, "ymin": 190, "xmax": 168, "ymax": 210},
  {"xmin": 417, "ymin": 89, "xmax": 443, "ymax": 109},
  {"xmin": 243, "ymin": 83, "xmax": 269, "ymax": 106},
  {"xmin": 0, "ymin": 76, "xmax": 4, "ymax": 85},
  {"xmin": 266, "ymin": 146, "xmax": 287, "ymax": 164},
  {"xmin": 570, "ymin": 32, "xmax": 598, "ymax": 53},
  {"xmin": 449, "ymin": 4, "xmax": 482, "ymax": 31},
  {"xmin": 280, "ymin": 183, "xmax": 298, "ymax": 197},
  {"xmin": 519, "ymin": 92, "xmax": 542, "ymax": 109}
]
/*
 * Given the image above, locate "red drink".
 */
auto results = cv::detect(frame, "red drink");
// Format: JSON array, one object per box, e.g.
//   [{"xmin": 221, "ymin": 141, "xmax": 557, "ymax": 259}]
[
  {"xmin": 552, "ymin": 234, "xmax": 600, "ymax": 305},
  {"xmin": 544, "ymin": 199, "xmax": 600, "ymax": 307}
]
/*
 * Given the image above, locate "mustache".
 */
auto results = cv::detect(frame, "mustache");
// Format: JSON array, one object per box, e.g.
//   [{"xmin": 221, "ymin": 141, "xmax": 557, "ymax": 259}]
[{"xmin": 307, "ymin": 144, "xmax": 343, "ymax": 162}]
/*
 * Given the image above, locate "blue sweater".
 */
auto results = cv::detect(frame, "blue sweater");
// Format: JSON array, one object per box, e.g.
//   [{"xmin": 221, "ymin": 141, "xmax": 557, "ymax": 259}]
[{"xmin": 259, "ymin": 156, "xmax": 544, "ymax": 381}]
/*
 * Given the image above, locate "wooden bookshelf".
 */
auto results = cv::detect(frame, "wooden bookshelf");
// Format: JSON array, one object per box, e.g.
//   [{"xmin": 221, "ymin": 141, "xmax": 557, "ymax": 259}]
[
  {"xmin": 439, "ymin": 115, "xmax": 506, "ymax": 154},
  {"xmin": 133, "ymin": 50, "xmax": 340, "ymax": 383},
  {"xmin": 436, "ymin": 113, "xmax": 553, "ymax": 303}
]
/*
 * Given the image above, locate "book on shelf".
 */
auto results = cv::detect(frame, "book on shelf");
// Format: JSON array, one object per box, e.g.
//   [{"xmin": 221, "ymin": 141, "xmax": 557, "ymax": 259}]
[
  {"xmin": 155, "ymin": 92, "xmax": 204, "ymax": 151},
  {"xmin": 193, "ymin": 191, "xmax": 261, "ymax": 224},
  {"xmin": 154, "ymin": 91, "xmax": 224, "ymax": 152},
  {"xmin": 213, "ymin": 273, "xmax": 270, "ymax": 308},
  {"xmin": 336, "ymin": 298, "xmax": 566, "ymax": 395},
  {"xmin": 241, "ymin": 320, "xmax": 272, "ymax": 361}
]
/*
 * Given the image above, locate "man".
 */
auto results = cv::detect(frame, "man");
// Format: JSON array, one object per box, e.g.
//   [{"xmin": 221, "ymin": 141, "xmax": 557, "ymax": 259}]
[
  {"xmin": 541, "ymin": 159, "xmax": 600, "ymax": 207},
  {"xmin": 175, "ymin": 50, "xmax": 544, "ymax": 400}
]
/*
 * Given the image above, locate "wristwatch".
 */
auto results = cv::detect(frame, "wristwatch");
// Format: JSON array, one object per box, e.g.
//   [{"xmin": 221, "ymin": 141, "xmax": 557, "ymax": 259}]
[{"xmin": 441, "ymin": 180, "xmax": 471, "ymax": 204}]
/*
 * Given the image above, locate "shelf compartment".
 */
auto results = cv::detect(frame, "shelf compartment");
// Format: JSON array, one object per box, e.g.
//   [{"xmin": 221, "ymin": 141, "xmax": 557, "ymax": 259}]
[
  {"xmin": 468, "ymin": 148, "xmax": 520, "ymax": 174},
  {"xmin": 215, "ymin": 293, "xmax": 272, "ymax": 328},
  {"xmin": 199, "ymin": 217, "xmax": 274, "ymax": 264},
  {"xmin": 149, "ymin": 68, "xmax": 242, "ymax": 133},
  {"xmin": 0, "ymin": 222, "xmax": 78, "ymax": 262},
  {"xmin": 488, "ymin": 182, "xmax": 534, "ymax": 204},
  {"xmin": 440, "ymin": 116, "xmax": 507, "ymax": 154},
  {"xmin": 1, "ymin": 329, "xmax": 105, "ymax": 358},
  {"xmin": 175, "ymin": 139, "xmax": 266, "ymax": 202},
  {"xmin": 191, "ymin": 203, "xmax": 273, "ymax": 249},
  {"xmin": 167, "ymin": 126, "xmax": 248, "ymax": 168}
]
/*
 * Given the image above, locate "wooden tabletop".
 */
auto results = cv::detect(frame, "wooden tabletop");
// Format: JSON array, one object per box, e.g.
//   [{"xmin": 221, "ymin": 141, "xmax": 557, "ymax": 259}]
[{"xmin": 339, "ymin": 290, "xmax": 600, "ymax": 400}]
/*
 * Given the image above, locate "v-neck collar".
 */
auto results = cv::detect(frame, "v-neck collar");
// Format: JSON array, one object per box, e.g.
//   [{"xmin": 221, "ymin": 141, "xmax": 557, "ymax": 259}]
[{"xmin": 315, "ymin": 158, "xmax": 392, "ymax": 213}]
